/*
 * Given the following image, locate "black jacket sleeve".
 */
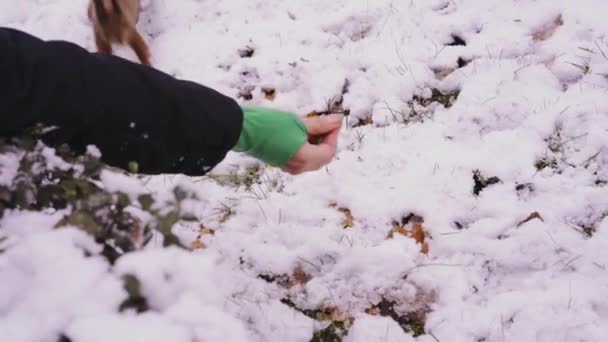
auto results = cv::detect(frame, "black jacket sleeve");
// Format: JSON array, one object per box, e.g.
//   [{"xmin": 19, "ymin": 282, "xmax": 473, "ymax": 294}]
[{"xmin": 0, "ymin": 27, "xmax": 243, "ymax": 176}]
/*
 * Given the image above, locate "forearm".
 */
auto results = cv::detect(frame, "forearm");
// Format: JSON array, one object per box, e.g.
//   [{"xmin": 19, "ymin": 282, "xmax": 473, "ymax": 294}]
[{"xmin": 0, "ymin": 27, "xmax": 242, "ymax": 176}]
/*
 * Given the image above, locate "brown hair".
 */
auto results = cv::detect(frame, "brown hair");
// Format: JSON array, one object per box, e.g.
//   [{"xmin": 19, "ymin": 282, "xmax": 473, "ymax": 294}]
[{"xmin": 88, "ymin": 0, "xmax": 151, "ymax": 66}]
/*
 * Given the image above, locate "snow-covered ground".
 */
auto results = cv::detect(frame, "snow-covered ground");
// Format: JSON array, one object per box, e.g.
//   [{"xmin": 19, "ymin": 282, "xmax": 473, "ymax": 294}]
[{"xmin": 2, "ymin": 0, "xmax": 608, "ymax": 341}]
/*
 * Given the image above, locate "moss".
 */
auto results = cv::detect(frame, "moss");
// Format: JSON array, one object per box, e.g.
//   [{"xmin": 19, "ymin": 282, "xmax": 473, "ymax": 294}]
[
  {"xmin": 0, "ymin": 135, "xmax": 196, "ymax": 265},
  {"xmin": 310, "ymin": 321, "xmax": 348, "ymax": 342},
  {"xmin": 119, "ymin": 274, "xmax": 149, "ymax": 313},
  {"xmin": 535, "ymin": 157, "xmax": 558, "ymax": 171}
]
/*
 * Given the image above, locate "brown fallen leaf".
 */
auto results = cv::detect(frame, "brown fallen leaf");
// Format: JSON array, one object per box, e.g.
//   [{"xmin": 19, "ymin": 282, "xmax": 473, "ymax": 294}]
[
  {"xmin": 353, "ymin": 115, "xmax": 373, "ymax": 127},
  {"xmin": 410, "ymin": 222, "xmax": 425, "ymax": 244},
  {"xmin": 330, "ymin": 203, "xmax": 355, "ymax": 228},
  {"xmin": 288, "ymin": 266, "xmax": 311, "ymax": 288},
  {"xmin": 191, "ymin": 225, "xmax": 215, "ymax": 250},
  {"xmin": 517, "ymin": 211, "xmax": 544, "ymax": 227},
  {"xmin": 388, "ymin": 225, "xmax": 408, "ymax": 238},
  {"xmin": 532, "ymin": 15, "xmax": 563, "ymax": 41},
  {"xmin": 420, "ymin": 243, "xmax": 429, "ymax": 255},
  {"xmin": 262, "ymin": 87, "xmax": 276, "ymax": 101},
  {"xmin": 338, "ymin": 207, "xmax": 354, "ymax": 228},
  {"xmin": 389, "ymin": 220, "xmax": 429, "ymax": 255},
  {"xmin": 191, "ymin": 239, "xmax": 206, "ymax": 250}
]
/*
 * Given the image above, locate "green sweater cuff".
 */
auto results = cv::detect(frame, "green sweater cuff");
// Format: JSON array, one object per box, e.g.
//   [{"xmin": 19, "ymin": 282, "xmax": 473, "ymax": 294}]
[{"xmin": 233, "ymin": 106, "xmax": 308, "ymax": 167}]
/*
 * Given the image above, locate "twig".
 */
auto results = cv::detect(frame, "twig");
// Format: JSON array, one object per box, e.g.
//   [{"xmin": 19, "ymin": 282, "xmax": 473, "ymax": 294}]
[
  {"xmin": 560, "ymin": 219, "xmax": 585, "ymax": 235},
  {"xmin": 563, "ymin": 255, "xmax": 582, "ymax": 268},
  {"xmin": 516, "ymin": 211, "xmax": 544, "ymax": 227},
  {"xmin": 594, "ymin": 40, "xmax": 608, "ymax": 60},
  {"xmin": 567, "ymin": 281, "xmax": 573, "ymax": 310},
  {"xmin": 580, "ymin": 150, "xmax": 601, "ymax": 167},
  {"xmin": 555, "ymin": 133, "xmax": 588, "ymax": 149},
  {"xmin": 501, "ymin": 314, "xmax": 506, "ymax": 342},
  {"xmin": 429, "ymin": 332, "xmax": 441, "ymax": 342},
  {"xmin": 559, "ymin": 106, "xmax": 570, "ymax": 115},
  {"xmin": 545, "ymin": 232, "xmax": 558, "ymax": 246},
  {"xmin": 297, "ymin": 257, "xmax": 322, "ymax": 272}
]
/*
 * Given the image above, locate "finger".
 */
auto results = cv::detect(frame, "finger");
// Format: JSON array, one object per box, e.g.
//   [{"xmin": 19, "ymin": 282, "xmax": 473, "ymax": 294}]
[
  {"xmin": 281, "ymin": 162, "xmax": 305, "ymax": 175},
  {"xmin": 305, "ymin": 114, "xmax": 343, "ymax": 135},
  {"xmin": 303, "ymin": 142, "xmax": 336, "ymax": 169},
  {"xmin": 320, "ymin": 125, "xmax": 341, "ymax": 148},
  {"xmin": 281, "ymin": 165, "xmax": 298, "ymax": 175}
]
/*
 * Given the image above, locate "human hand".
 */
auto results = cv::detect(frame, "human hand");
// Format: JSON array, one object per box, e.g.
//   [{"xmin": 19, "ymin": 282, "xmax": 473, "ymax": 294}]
[
  {"xmin": 234, "ymin": 107, "xmax": 343, "ymax": 175},
  {"xmin": 281, "ymin": 114, "xmax": 342, "ymax": 175}
]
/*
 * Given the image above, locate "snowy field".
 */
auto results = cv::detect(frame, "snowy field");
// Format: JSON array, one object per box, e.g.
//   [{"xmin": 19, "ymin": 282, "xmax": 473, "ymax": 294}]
[{"xmin": 2, "ymin": 0, "xmax": 608, "ymax": 341}]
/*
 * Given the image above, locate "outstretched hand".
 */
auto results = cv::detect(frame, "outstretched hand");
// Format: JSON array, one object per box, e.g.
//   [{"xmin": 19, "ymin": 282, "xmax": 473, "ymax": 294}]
[{"xmin": 281, "ymin": 114, "xmax": 343, "ymax": 175}]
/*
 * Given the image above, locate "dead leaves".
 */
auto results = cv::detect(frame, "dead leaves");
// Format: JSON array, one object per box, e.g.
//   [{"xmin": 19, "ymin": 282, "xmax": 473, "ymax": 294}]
[
  {"xmin": 353, "ymin": 115, "xmax": 374, "ymax": 127},
  {"xmin": 258, "ymin": 265, "xmax": 311, "ymax": 289},
  {"xmin": 337, "ymin": 207, "xmax": 354, "ymax": 228},
  {"xmin": 190, "ymin": 225, "xmax": 215, "ymax": 250},
  {"xmin": 330, "ymin": 203, "xmax": 354, "ymax": 228},
  {"xmin": 262, "ymin": 87, "xmax": 276, "ymax": 101},
  {"xmin": 190, "ymin": 239, "xmax": 206, "ymax": 250},
  {"xmin": 288, "ymin": 265, "xmax": 311, "ymax": 288},
  {"xmin": 281, "ymin": 297, "xmax": 353, "ymax": 325},
  {"xmin": 532, "ymin": 14, "xmax": 563, "ymax": 41},
  {"xmin": 364, "ymin": 294, "xmax": 433, "ymax": 337},
  {"xmin": 327, "ymin": 205, "xmax": 430, "ymax": 254},
  {"xmin": 389, "ymin": 214, "xmax": 430, "ymax": 255},
  {"xmin": 517, "ymin": 211, "xmax": 544, "ymax": 227}
]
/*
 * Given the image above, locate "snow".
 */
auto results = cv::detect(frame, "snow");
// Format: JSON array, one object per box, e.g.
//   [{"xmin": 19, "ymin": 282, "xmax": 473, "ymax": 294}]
[
  {"xmin": 2, "ymin": 0, "xmax": 608, "ymax": 341},
  {"xmin": 99, "ymin": 170, "xmax": 149, "ymax": 197},
  {"xmin": 0, "ymin": 152, "xmax": 20, "ymax": 186},
  {"xmin": 344, "ymin": 315, "xmax": 417, "ymax": 342},
  {"xmin": 0, "ymin": 228, "xmax": 122, "ymax": 342}
]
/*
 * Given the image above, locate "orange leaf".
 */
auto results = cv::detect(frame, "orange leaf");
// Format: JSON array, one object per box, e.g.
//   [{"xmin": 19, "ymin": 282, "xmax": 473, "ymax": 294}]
[
  {"xmin": 389, "ymin": 220, "xmax": 430, "ymax": 255},
  {"xmin": 191, "ymin": 239, "xmax": 206, "ymax": 250},
  {"xmin": 410, "ymin": 223, "xmax": 426, "ymax": 244},
  {"xmin": 421, "ymin": 242, "xmax": 429, "ymax": 255}
]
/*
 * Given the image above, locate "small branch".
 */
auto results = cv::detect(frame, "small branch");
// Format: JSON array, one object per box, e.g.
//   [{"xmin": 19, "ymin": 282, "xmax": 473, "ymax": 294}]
[
  {"xmin": 429, "ymin": 331, "xmax": 442, "ymax": 342},
  {"xmin": 517, "ymin": 211, "xmax": 544, "ymax": 227},
  {"xmin": 297, "ymin": 257, "xmax": 322, "ymax": 272},
  {"xmin": 580, "ymin": 150, "xmax": 601, "ymax": 167}
]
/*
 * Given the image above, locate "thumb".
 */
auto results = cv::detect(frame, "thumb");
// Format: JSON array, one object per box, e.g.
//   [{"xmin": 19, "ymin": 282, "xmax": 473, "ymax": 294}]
[{"xmin": 305, "ymin": 114, "xmax": 343, "ymax": 135}]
